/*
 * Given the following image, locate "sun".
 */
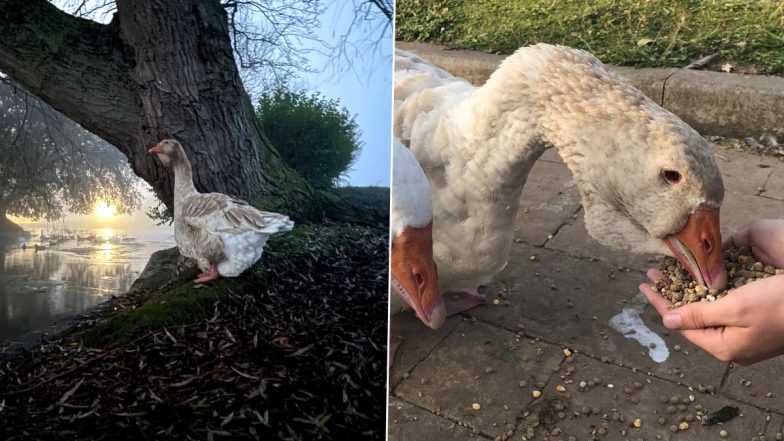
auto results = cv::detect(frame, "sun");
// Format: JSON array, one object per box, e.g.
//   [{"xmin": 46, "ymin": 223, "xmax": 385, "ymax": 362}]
[{"xmin": 94, "ymin": 201, "xmax": 117, "ymax": 219}]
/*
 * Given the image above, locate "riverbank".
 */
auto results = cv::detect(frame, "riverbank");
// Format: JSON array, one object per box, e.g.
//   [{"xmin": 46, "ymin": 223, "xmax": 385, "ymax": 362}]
[
  {"xmin": 0, "ymin": 217, "xmax": 25, "ymax": 236},
  {"xmin": 0, "ymin": 223, "xmax": 388, "ymax": 440}
]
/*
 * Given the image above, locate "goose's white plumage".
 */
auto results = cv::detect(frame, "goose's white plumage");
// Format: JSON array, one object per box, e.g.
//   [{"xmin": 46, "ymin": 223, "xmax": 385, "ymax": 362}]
[
  {"xmin": 391, "ymin": 140, "xmax": 432, "ymax": 239},
  {"xmin": 395, "ymin": 45, "xmax": 726, "ymax": 294},
  {"xmin": 151, "ymin": 139, "xmax": 293, "ymax": 281}
]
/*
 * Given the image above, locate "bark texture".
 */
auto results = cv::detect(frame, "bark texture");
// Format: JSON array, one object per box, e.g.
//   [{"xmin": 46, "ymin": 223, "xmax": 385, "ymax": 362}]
[{"xmin": 0, "ymin": 0, "xmax": 313, "ymax": 217}]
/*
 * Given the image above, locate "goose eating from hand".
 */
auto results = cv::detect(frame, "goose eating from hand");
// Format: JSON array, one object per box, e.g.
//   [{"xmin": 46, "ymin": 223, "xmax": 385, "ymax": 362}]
[
  {"xmin": 149, "ymin": 139, "xmax": 294, "ymax": 284},
  {"xmin": 390, "ymin": 140, "xmax": 446, "ymax": 360},
  {"xmin": 394, "ymin": 45, "xmax": 728, "ymax": 310}
]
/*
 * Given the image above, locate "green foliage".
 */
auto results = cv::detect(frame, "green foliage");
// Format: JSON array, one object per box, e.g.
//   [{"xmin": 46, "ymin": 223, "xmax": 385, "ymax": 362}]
[
  {"xmin": 396, "ymin": 0, "xmax": 784, "ymax": 74},
  {"xmin": 146, "ymin": 202, "xmax": 173, "ymax": 226},
  {"xmin": 256, "ymin": 86, "xmax": 362, "ymax": 189}
]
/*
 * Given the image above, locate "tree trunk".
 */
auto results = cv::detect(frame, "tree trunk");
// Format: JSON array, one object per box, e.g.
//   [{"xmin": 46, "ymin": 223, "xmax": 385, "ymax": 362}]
[
  {"xmin": 0, "ymin": 204, "xmax": 23, "ymax": 234},
  {"xmin": 0, "ymin": 0, "xmax": 314, "ymax": 217}
]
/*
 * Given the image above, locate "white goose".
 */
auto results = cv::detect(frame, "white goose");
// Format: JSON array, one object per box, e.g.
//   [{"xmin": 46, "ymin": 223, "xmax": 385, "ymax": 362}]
[
  {"xmin": 149, "ymin": 139, "xmax": 294, "ymax": 283},
  {"xmin": 390, "ymin": 139, "xmax": 446, "ymax": 362},
  {"xmin": 390, "ymin": 139, "xmax": 446, "ymax": 327},
  {"xmin": 395, "ymin": 45, "xmax": 728, "ymax": 309}
]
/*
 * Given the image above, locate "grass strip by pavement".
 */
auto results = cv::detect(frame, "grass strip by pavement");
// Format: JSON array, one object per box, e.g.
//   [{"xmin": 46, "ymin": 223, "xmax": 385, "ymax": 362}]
[{"xmin": 396, "ymin": 0, "xmax": 784, "ymax": 74}]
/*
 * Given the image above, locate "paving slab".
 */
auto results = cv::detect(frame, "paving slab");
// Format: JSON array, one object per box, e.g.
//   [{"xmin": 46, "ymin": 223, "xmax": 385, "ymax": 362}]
[
  {"xmin": 390, "ymin": 312, "xmax": 462, "ymax": 388},
  {"xmin": 765, "ymin": 413, "xmax": 784, "ymax": 440},
  {"xmin": 539, "ymin": 148, "xmax": 564, "ymax": 164},
  {"xmin": 762, "ymin": 164, "xmax": 784, "ymax": 201},
  {"xmin": 516, "ymin": 160, "xmax": 581, "ymax": 246},
  {"xmin": 723, "ymin": 357, "xmax": 784, "ymax": 414},
  {"xmin": 720, "ymin": 193, "xmax": 784, "ymax": 239},
  {"xmin": 393, "ymin": 320, "xmax": 563, "ymax": 438},
  {"xmin": 473, "ymin": 243, "xmax": 729, "ymax": 389},
  {"xmin": 714, "ymin": 145, "xmax": 779, "ymax": 197},
  {"xmin": 510, "ymin": 354, "xmax": 769, "ymax": 441},
  {"xmin": 544, "ymin": 213, "xmax": 658, "ymax": 272},
  {"xmin": 388, "ymin": 397, "xmax": 481, "ymax": 441}
]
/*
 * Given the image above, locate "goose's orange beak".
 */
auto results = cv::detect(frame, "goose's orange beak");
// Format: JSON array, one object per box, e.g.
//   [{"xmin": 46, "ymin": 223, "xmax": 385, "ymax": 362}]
[
  {"xmin": 390, "ymin": 222, "xmax": 446, "ymax": 329},
  {"xmin": 664, "ymin": 204, "xmax": 727, "ymax": 290},
  {"xmin": 148, "ymin": 144, "xmax": 162, "ymax": 155}
]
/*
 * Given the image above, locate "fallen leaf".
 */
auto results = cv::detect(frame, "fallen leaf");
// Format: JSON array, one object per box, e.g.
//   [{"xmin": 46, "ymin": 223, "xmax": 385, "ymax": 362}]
[{"xmin": 637, "ymin": 38, "xmax": 655, "ymax": 47}]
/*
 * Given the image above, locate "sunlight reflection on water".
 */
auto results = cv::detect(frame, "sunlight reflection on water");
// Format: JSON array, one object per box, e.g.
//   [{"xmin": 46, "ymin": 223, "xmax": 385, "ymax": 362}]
[{"xmin": 0, "ymin": 228, "xmax": 175, "ymax": 342}]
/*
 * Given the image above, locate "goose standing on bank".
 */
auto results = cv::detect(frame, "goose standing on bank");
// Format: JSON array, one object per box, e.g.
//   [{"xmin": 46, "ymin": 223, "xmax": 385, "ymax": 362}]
[
  {"xmin": 395, "ymin": 45, "xmax": 728, "ymax": 311},
  {"xmin": 149, "ymin": 139, "xmax": 294, "ymax": 283}
]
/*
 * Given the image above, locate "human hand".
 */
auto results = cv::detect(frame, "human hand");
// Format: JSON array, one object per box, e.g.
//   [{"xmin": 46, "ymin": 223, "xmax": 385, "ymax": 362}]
[
  {"xmin": 723, "ymin": 218, "xmax": 784, "ymax": 268},
  {"xmin": 640, "ymin": 270, "xmax": 784, "ymax": 366}
]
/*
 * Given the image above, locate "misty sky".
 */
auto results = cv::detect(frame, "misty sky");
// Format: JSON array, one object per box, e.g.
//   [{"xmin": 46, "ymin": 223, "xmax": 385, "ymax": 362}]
[{"xmin": 302, "ymin": 3, "xmax": 392, "ymax": 188}]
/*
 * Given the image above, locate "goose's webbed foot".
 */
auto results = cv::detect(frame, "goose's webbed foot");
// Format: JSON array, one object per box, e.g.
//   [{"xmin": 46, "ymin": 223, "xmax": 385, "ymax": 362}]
[
  {"xmin": 194, "ymin": 264, "xmax": 220, "ymax": 284},
  {"xmin": 444, "ymin": 288, "xmax": 485, "ymax": 316}
]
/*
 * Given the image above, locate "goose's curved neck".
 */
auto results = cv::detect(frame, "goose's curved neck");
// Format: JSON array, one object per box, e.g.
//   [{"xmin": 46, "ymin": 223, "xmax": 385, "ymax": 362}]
[
  {"xmin": 455, "ymin": 50, "xmax": 643, "ymax": 194},
  {"xmin": 453, "ymin": 81, "xmax": 553, "ymax": 197},
  {"xmin": 172, "ymin": 155, "xmax": 198, "ymax": 209}
]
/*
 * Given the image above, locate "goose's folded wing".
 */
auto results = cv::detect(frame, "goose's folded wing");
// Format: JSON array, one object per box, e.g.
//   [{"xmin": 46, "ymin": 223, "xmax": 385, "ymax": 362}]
[{"xmin": 181, "ymin": 194, "xmax": 294, "ymax": 235}]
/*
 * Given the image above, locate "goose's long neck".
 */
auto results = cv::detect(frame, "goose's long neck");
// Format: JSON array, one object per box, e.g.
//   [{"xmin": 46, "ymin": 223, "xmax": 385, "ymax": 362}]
[
  {"xmin": 453, "ymin": 47, "xmax": 650, "ymax": 196},
  {"xmin": 172, "ymin": 156, "xmax": 197, "ymax": 213},
  {"xmin": 449, "ymin": 73, "xmax": 553, "ymax": 198}
]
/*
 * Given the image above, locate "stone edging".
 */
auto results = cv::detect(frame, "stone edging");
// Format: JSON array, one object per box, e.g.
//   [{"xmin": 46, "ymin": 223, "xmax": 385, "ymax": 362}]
[{"xmin": 396, "ymin": 41, "xmax": 784, "ymax": 139}]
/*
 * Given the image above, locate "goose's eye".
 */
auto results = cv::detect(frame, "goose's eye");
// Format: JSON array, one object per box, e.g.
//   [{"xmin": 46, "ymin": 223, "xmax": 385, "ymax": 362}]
[{"xmin": 663, "ymin": 170, "xmax": 681, "ymax": 184}]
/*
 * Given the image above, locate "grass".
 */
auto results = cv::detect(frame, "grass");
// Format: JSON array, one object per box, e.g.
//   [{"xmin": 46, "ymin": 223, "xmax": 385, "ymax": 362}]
[{"xmin": 396, "ymin": 0, "xmax": 784, "ymax": 74}]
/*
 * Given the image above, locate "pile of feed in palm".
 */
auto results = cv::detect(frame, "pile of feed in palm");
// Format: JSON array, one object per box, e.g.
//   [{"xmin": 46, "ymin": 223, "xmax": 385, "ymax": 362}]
[
  {"xmin": 653, "ymin": 247, "xmax": 784, "ymax": 308},
  {"xmin": 0, "ymin": 225, "xmax": 388, "ymax": 441}
]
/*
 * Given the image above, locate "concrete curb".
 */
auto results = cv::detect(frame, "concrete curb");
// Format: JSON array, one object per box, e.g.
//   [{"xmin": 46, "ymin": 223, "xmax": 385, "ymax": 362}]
[{"xmin": 397, "ymin": 41, "xmax": 784, "ymax": 139}]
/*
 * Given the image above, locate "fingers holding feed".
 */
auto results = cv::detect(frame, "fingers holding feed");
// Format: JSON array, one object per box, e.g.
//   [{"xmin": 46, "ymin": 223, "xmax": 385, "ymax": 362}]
[
  {"xmin": 722, "ymin": 228, "xmax": 750, "ymax": 251},
  {"xmin": 665, "ymin": 295, "xmax": 745, "ymax": 330},
  {"xmin": 641, "ymin": 285, "xmax": 735, "ymax": 360},
  {"xmin": 646, "ymin": 268, "xmax": 666, "ymax": 284},
  {"xmin": 639, "ymin": 283, "xmax": 671, "ymax": 317}
]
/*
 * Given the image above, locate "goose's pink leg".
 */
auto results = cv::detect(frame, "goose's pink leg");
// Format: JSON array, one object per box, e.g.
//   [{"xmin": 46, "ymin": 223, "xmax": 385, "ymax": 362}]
[
  {"xmin": 444, "ymin": 288, "xmax": 485, "ymax": 315},
  {"xmin": 194, "ymin": 265, "xmax": 220, "ymax": 284}
]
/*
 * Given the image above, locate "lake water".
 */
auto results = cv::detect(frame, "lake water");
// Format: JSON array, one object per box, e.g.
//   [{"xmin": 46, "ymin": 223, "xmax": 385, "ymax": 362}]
[{"xmin": 0, "ymin": 227, "xmax": 175, "ymax": 343}]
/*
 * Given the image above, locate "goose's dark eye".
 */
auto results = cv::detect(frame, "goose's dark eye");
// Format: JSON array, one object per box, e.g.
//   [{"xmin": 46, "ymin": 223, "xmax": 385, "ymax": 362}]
[{"xmin": 663, "ymin": 170, "xmax": 681, "ymax": 184}]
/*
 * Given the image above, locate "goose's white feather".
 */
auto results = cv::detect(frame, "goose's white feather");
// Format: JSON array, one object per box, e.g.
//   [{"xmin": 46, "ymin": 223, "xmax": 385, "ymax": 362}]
[
  {"xmin": 177, "ymin": 193, "xmax": 293, "ymax": 276},
  {"xmin": 390, "ymin": 139, "xmax": 434, "ymax": 316},
  {"xmin": 391, "ymin": 139, "xmax": 432, "ymax": 238}
]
